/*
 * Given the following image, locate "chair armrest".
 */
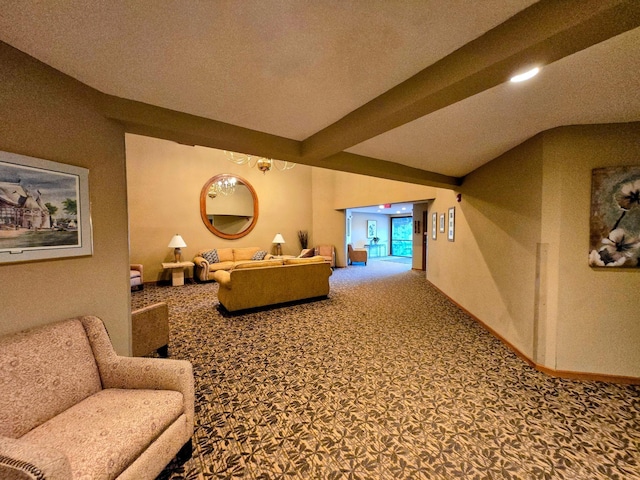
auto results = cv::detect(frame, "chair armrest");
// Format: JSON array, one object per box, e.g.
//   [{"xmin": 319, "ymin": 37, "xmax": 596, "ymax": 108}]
[
  {"xmin": 0, "ymin": 435, "xmax": 72, "ymax": 480},
  {"xmin": 212, "ymin": 270, "xmax": 231, "ymax": 287},
  {"xmin": 130, "ymin": 263, "xmax": 143, "ymax": 274}
]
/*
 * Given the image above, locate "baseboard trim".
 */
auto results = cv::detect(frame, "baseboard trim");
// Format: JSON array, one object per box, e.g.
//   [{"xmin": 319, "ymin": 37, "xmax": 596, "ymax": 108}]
[{"xmin": 426, "ymin": 280, "xmax": 640, "ymax": 385}]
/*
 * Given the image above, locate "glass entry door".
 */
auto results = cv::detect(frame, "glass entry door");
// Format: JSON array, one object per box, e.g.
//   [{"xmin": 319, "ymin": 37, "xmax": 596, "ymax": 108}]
[{"xmin": 391, "ymin": 216, "xmax": 412, "ymax": 257}]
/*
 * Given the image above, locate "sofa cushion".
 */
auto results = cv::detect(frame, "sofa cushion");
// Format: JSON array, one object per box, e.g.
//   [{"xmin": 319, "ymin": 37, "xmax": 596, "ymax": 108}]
[
  {"xmin": 208, "ymin": 261, "xmax": 235, "ymax": 272},
  {"xmin": 201, "ymin": 249, "xmax": 219, "ymax": 264},
  {"xmin": 284, "ymin": 256, "xmax": 326, "ymax": 265},
  {"xmin": 130, "ymin": 270, "xmax": 141, "ymax": 279},
  {"xmin": 217, "ymin": 248, "xmax": 234, "ymax": 262},
  {"xmin": 233, "ymin": 259, "xmax": 284, "ymax": 270},
  {"xmin": 298, "ymin": 248, "xmax": 314, "ymax": 258},
  {"xmin": 0, "ymin": 319, "xmax": 102, "ymax": 439},
  {"xmin": 22, "ymin": 388, "xmax": 184, "ymax": 480},
  {"xmin": 233, "ymin": 247, "xmax": 260, "ymax": 261},
  {"xmin": 251, "ymin": 250, "xmax": 268, "ymax": 261}
]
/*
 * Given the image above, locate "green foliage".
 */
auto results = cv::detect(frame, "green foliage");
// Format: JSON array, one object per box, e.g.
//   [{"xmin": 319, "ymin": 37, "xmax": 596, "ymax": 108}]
[
  {"xmin": 45, "ymin": 202, "xmax": 58, "ymax": 216},
  {"xmin": 62, "ymin": 198, "xmax": 77, "ymax": 216}
]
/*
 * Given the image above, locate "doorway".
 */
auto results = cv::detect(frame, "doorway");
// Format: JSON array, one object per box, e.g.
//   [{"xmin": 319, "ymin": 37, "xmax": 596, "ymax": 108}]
[{"xmin": 390, "ymin": 216, "xmax": 412, "ymax": 257}]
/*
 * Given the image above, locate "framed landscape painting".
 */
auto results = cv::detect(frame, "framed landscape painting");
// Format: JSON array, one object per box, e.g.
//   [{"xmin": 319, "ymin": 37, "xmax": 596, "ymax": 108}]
[
  {"xmin": 0, "ymin": 150, "xmax": 93, "ymax": 264},
  {"xmin": 588, "ymin": 165, "xmax": 640, "ymax": 268}
]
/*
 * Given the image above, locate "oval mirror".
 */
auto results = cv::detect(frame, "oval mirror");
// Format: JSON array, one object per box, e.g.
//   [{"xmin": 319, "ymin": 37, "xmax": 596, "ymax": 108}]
[{"xmin": 200, "ymin": 174, "xmax": 259, "ymax": 239}]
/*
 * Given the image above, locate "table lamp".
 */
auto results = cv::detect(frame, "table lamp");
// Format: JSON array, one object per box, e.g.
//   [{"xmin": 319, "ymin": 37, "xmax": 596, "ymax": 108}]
[
  {"xmin": 168, "ymin": 234, "xmax": 187, "ymax": 263},
  {"xmin": 272, "ymin": 233, "xmax": 285, "ymax": 256}
]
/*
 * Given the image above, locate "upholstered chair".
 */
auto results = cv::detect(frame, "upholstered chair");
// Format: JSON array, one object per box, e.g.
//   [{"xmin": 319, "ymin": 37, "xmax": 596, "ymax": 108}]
[
  {"xmin": 130, "ymin": 264, "xmax": 143, "ymax": 290},
  {"xmin": 348, "ymin": 244, "xmax": 368, "ymax": 265},
  {"xmin": 314, "ymin": 245, "xmax": 336, "ymax": 268},
  {"xmin": 132, "ymin": 302, "xmax": 170, "ymax": 357}
]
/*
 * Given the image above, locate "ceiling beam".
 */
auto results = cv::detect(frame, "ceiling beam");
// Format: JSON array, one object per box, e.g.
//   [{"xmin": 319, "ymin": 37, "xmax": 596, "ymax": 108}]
[
  {"xmin": 301, "ymin": 0, "xmax": 640, "ymax": 161},
  {"xmin": 312, "ymin": 152, "xmax": 460, "ymax": 189},
  {"xmin": 100, "ymin": 95, "xmax": 301, "ymax": 162},
  {"xmin": 99, "ymin": 94, "xmax": 460, "ymax": 188}
]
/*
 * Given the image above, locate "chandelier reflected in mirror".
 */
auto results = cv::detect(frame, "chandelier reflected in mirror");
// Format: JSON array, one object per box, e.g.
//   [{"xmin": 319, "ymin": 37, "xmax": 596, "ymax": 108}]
[
  {"xmin": 224, "ymin": 151, "xmax": 296, "ymax": 173},
  {"xmin": 208, "ymin": 176, "xmax": 237, "ymax": 198}
]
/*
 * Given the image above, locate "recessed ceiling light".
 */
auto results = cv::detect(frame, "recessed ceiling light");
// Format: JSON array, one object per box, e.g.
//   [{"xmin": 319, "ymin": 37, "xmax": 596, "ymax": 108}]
[{"xmin": 510, "ymin": 67, "xmax": 540, "ymax": 83}]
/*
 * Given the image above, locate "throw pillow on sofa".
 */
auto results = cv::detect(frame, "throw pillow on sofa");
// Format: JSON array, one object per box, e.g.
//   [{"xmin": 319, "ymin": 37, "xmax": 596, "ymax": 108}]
[
  {"xmin": 202, "ymin": 249, "xmax": 219, "ymax": 264},
  {"xmin": 252, "ymin": 250, "xmax": 268, "ymax": 260}
]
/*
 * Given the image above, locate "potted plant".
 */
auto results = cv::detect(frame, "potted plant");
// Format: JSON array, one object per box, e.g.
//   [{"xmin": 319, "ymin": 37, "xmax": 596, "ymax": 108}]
[
  {"xmin": 372, "ymin": 236, "xmax": 380, "ymax": 244},
  {"xmin": 297, "ymin": 230, "xmax": 309, "ymax": 249}
]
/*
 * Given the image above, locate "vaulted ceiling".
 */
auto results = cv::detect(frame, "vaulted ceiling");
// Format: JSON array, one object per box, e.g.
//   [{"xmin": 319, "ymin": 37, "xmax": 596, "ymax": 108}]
[{"xmin": 1, "ymin": 0, "xmax": 639, "ymax": 188}]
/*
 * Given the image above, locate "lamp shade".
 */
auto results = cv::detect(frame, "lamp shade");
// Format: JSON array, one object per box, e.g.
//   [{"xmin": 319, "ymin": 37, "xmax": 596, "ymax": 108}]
[
  {"xmin": 168, "ymin": 234, "xmax": 187, "ymax": 248},
  {"xmin": 272, "ymin": 233, "xmax": 285, "ymax": 244}
]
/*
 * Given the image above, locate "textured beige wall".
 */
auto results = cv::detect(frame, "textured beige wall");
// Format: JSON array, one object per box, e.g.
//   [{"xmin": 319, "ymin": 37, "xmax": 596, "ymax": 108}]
[
  {"xmin": 545, "ymin": 124, "xmax": 640, "ymax": 377},
  {"xmin": 333, "ymin": 171, "xmax": 438, "ymax": 209},
  {"xmin": 0, "ymin": 43, "xmax": 130, "ymax": 354},
  {"xmin": 126, "ymin": 135, "xmax": 313, "ymax": 281},
  {"xmin": 429, "ymin": 125, "xmax": 640, "ymax": 378},
  {"xmin": 428, "ymin": 138, "xmax": 544, "ymax": 359}
]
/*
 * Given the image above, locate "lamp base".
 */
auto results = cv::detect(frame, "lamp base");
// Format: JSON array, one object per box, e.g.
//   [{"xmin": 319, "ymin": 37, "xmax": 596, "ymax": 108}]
[
  {"xmin": 174, "ymin": 247, "xmax": 182, "ymax": 263},
  {"xmin": 276, "ymin": 244, "xmax": 282, "ymax": 256}
]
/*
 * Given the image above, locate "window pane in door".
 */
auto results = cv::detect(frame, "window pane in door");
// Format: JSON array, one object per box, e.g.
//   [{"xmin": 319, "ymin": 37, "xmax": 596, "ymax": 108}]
[{"xmin": 391, "ymin": 216, "xmax": 412, "ymax": 257}]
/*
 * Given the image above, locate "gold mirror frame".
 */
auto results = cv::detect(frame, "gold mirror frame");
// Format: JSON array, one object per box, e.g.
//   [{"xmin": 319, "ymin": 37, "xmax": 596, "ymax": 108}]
[{"xmin": 200, "ymin": 174, "xmax": 259, "ymax": 239}]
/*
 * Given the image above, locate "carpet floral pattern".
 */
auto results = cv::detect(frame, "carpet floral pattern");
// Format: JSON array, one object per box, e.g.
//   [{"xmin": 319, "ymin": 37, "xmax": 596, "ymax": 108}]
[{"xmin": 131, "ymin": 261, "xmax": 640, "ymax": 480}]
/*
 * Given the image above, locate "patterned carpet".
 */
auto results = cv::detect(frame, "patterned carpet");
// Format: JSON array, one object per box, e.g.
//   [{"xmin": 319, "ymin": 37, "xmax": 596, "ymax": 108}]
[{"xmin": 131, "ymin": 261, "xmax": 640, "ymax": 480}]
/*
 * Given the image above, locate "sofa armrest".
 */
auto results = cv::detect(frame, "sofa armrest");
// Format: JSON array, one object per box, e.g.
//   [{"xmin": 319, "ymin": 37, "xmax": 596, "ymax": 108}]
[
  {"xmin": 212, "ymin": 270, "xmax": 231, "ymax": 287},
  {"xmin": 100, "ymin": 356, "xmax": 195, "ymax": 432},
  {"xmin": 80, "ymin": 316, "xmax": 195, "ymax": 431},
  {"xmin": 0, "ymin": 435, "xmax": 72, "ymax": 480},
  {"xmin": 193, "ymin": 256, "xmax": 209, "ymax": 281}
]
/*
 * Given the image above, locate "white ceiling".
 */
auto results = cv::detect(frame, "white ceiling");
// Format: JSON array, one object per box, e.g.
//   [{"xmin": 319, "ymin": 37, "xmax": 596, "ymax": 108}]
[
  {"xmin": 349, "ymin": 203, "xmax": 415, "ymax": 215},
  {"xmin": 1, "ymin": 1, "xmax": 639, "ymax": 180}
]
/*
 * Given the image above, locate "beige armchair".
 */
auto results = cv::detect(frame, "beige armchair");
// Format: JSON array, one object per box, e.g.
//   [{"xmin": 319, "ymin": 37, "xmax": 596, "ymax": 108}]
[
  {"xmin": 132, "ymin": 302, "xmax": 170, "ymax": 357},
  {"xmin": 314, "ymin": 244, "xmax": 336, "ymax": 268},
  {"xmin": 130, "ymin": 264, "xmax": 143, "ymax": 290},
  {"xmin": 348, "ymin": 244, "xmax": 368, "ymax": 265}
]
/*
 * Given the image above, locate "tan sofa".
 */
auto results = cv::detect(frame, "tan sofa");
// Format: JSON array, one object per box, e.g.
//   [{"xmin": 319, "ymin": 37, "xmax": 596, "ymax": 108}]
[
  {"xmin": 0, "ymin": 315, "xmax": 194, "ymax": 480},
  {"xmin": 213, "ymin": 256, "xmax": 332, "ymax": 312},
  {"xmin": 193, "ymin": 246, "xmax": 274, "ymax": 281}
]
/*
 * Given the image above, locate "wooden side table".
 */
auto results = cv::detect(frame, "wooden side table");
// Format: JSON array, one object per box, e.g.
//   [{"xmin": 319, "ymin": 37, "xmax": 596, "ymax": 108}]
[{"xmin": 161, "ymin": 261, "xmax": 194, "ymax": 286}]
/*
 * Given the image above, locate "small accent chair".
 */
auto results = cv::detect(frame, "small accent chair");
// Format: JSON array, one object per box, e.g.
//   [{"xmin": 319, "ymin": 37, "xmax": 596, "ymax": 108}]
[
  {"xmin": 130, "ymin": 264, "xmax": 143, "ymax": 291},
  {"xmin": 348, "ymin": 244, "xmax": 368, "ymax": 266},
  {"xmin": 132, "ymin": 302, "xmax": 170, "ymax": 357},
  {"xmin": 314, "ymin": 244, "xmax": 336, "ymax": 268}
]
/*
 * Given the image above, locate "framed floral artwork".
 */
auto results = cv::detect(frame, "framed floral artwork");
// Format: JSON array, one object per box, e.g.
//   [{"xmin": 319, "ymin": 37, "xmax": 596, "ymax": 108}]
[
  {"xmin": 367, "ymin": 220, "xmax": 377, "ymax": 238},
  {"xmin": 588, "ymin": 165, "xmax": 640, "ymax": 268}
]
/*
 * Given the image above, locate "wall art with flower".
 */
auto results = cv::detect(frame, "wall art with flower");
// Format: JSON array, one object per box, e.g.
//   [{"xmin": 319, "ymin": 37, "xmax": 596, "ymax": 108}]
[{"xmin": 589, "ymin": 166, "xmax": 640, "ymax": 268}]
